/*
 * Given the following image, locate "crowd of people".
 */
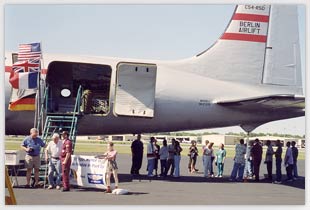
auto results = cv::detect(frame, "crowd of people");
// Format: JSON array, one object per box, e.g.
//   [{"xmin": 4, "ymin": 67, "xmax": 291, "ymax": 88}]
[
  {"xmin": 20, "ymin": 128, "xmax": 300, "ymax": 193},
  {"xmin": 131, "ymin": 136, "xmax": 300, "ymax": 184},
  {"xmin": 21, "ymin": 127, "xmax": 119, "ymax": 193},
  {"xmin": 229, "ymin": 138, "xmax": 299, "ymax": 183}
]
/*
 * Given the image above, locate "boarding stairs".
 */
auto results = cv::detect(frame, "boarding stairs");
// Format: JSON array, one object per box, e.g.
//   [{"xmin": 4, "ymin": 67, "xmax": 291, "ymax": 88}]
[{"xmin": 32, "ymin": 85, "xmax": 83, "ymax": 187}]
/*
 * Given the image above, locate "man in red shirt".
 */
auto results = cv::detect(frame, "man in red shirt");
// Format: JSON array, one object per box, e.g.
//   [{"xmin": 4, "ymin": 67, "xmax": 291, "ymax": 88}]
[{"xmin": 60, "ymin": 131, "xmax": 72, "ymax": 192}]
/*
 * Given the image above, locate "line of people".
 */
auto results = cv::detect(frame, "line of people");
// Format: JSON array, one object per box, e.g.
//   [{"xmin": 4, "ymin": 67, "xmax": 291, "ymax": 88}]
[
  {"xmin": 131, "ymin": 136, "xmax": 185, "ymax": 178},
  {"xmin": 230, "ymin": 138, "xmax": 299, "ymax": 183},
  {"xmin": 131, "ymin": 136, "xmax": 227, "ymax": 179},
  {"xmin": 147, "ymin": 137, "xmax": 183, "ymax": 178},
  {"xmin": 131, "ymin": 136, "xmax": 300, "ymax": 183}
]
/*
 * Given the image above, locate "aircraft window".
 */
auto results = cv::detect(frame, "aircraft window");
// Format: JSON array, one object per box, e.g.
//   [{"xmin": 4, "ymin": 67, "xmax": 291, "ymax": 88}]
[{"xmin": 61, "ymin": 89, "xmax": 71, "ymax": 97}]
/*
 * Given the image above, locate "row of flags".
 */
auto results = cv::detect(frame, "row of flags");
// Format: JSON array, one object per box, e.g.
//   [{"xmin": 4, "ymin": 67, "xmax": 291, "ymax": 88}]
[{"xmin": 8, "ymin": 42, "xmax": 42, "ymax": 111}]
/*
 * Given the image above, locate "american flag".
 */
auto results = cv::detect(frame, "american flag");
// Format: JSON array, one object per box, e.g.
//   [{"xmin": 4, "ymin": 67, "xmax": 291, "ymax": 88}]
[{"xmin": 18, "ymin": 42, "xmax": 42, "ymax": 61}]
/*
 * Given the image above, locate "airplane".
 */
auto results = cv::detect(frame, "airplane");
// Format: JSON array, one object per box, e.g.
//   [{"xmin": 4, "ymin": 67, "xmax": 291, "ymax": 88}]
[{"xmin": 4, "ymin": 4, "xmax": 305, "ymax": 136}]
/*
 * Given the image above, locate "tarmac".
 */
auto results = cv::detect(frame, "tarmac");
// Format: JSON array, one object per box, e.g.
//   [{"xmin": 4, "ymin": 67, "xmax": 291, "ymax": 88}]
[{"xmin": 6, "ymin": 153, "xmax": 305, "ymax": 205}]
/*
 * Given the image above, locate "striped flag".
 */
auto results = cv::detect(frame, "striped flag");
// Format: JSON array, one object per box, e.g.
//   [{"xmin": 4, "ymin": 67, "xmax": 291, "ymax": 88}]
[
  {"xmin": 9, "ymin": 59, "xmax": 40, "ymax": 89},
  {"xmin": 9, "ymin": 71, "xmax": 38, "ymax": 89},
  {"xmin": 18, "ymin": 42, "xmax": 42, "ymax": 61},
  {"xmin": 8, "ymin": 88, "xmax": 37, "ymax": 111},
  {"xmin": 8, "ymin": 42, "xmax": 42, "ymax": 111}
]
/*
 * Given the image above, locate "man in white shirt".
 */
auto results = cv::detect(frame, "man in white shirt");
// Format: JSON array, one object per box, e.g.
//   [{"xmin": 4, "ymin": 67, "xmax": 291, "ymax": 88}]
[
  {"xmin": 45, "ymin": 133, "xmax": 63, "ymax": 189},
  {"xmin": 284, "ymin": 141, "xmax": 294, "ymax": 182},
  {"xmin": 147, "ymin": 137, "xmax": 156, "ymax": 177}
]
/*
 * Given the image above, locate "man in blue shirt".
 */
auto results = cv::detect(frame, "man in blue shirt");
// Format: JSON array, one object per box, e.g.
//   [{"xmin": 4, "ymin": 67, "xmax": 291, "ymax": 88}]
[
  {"xmin": 230, "ymin": 139, "xmax": 246, "ymax": 181},
  {"xmin": 21, "ymin": 128, "xmax": 46, "ymax": 188}
]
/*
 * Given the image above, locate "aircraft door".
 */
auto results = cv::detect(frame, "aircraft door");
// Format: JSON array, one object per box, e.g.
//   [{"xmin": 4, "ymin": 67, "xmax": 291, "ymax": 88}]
[
  {"xmin": 46, "ymin": 61, "xmax": 112, "ymax": 115},
  {"xmin": 114, "ymin": 62, "xmax": 157, "ymax": 118}
]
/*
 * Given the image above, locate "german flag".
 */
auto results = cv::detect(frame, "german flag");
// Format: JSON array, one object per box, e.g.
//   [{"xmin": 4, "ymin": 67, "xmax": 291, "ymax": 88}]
[{"xmin": 8, "ymin": 88, "xmax": 37, "ymax": 111}]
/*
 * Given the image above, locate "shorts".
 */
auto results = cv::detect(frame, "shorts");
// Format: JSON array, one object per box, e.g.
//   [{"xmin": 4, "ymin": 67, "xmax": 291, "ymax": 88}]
[{"xmin": 25, "ymin": 155, "xmax": 41, "ymax": 169}]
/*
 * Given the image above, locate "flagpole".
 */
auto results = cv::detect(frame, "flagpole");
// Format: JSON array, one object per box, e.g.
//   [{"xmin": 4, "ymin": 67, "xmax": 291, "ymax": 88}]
[
  {"xmin": 34, "ymin": 89, "xmax": 38, "ymax": 129},
  {"xmin": 39, "ymin": 41, "xmax": 44, "ymax": 136},
  {"xmin": 37, "ymin": 42, "xmax": 42, "ymax": 135}
]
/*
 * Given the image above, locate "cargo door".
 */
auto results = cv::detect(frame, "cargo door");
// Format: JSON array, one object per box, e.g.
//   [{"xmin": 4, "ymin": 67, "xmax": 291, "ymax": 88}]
[{"xmin": 114, "ymin": 62, "xmax": 157, "ymax": 117}]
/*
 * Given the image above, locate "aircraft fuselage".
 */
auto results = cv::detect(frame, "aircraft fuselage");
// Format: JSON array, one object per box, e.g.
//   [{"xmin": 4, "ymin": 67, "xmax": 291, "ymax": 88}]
[{"xmin": 5, "ymin": 54, "xmax": 303, "ymax": 135}]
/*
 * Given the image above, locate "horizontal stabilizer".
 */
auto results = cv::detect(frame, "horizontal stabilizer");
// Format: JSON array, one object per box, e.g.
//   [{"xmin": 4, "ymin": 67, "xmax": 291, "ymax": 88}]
[{"xmin": 215, "ymin": 95, "xmax": 305, "ymax": 111}]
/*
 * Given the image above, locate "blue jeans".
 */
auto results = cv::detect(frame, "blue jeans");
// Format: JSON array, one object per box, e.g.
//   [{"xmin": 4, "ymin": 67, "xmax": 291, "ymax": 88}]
[
  {"xmin": 275, "ymin": 159, "xmax": 282, "ymax": 182},
  {"xmin": 210, "ymin": 156, "xmax": 215, "ymax": 175},
  {"xmin": 293, "ymin": 161, "xmax": 298, "ymax": 178},
  {"xmin": 217, "ymin": 162, "xmax": 224, "ymax": 176},
  {"xmin": 165, "ymin": 158, "xmax": 175, "ymax": 176},
  {"xmin": 174, "ymin": 155, "xmax": 181, "ymax": 177},
  {"xmin": 203, "ymin": 155, "xmax": 212, "ymax": 177},
  {"xmin": 160, "ymin": 159, "xmax": 167, "ymax": 176},
  {"xmin": 230, "ymin": 162, "xmax": 245, "ymax": 181},
  {"xmin": 48, "ymin": 158, "xmax": 62, "ymax": 186},
  {"xmin": 147, "ymin": 159, "xmax": 155, "ymax": 176},
  {"xmin": 244, "ymin": 159, "xmax": 253, "ymax": 177},
  {"xmin": 286, "ymin": 164, "xmax": 293, "ymax": 180}
]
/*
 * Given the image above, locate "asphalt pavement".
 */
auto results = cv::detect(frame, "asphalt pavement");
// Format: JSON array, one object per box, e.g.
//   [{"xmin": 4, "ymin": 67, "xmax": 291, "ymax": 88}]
[{"xmin": 7, "ymin": 153, "xmax": 305, "ymax": 205}]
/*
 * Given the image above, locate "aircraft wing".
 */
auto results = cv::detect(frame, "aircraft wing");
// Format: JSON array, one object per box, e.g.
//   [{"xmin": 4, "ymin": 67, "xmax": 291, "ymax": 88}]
[{"xmin": 215, "ymin": 95, "xmax": 305, "ymax": 111}]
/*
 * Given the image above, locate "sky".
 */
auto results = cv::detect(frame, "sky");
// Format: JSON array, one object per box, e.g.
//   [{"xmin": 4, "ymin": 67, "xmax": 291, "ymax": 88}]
[{"xmin": 3, "ymin": 4, "xmax": 307, "ymax": 136}]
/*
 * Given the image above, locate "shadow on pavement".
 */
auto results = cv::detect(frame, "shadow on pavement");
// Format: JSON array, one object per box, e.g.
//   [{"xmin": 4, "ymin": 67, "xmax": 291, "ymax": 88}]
[{"xmin": 124, "ymin": 173, "xmax": 305, "ymax": 190}]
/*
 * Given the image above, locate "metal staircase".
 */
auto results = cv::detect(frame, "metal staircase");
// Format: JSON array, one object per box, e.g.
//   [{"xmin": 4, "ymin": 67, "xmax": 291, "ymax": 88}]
[
  {"xmin": 33, "ymin": 85, "xmax": 83, "ymax": 187},
  {"xmin": 41, "ymin": 115, "xmax": 79, "ymax": 152}
]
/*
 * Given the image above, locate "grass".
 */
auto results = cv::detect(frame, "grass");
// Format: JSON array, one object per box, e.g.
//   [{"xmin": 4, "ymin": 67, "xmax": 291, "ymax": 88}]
[{"xmin": 5, "ymin": 140, "xmax": 305, "ymax": 160}]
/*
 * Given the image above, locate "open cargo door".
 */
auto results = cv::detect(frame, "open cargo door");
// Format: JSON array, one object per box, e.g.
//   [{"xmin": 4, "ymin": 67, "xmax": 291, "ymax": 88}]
[{"xmin": 115, "ymin": 62, "xmax": 157, "ymax": 118}]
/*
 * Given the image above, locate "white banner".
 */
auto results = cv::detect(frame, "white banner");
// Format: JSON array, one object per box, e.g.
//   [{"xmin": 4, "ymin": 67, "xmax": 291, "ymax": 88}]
[{"xmin": 70, "ymin": 155, "xmax": 107, "ymax": 189}]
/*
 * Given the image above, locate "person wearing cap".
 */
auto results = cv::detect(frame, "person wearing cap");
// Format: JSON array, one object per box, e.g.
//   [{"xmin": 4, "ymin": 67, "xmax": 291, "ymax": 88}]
[
  {"xmin": 60, "ymin": 131, "xmax": 73, "ymax": 192},
  {"xmin": 45, "ymin": 133, "xmax": 63, "ymax": 190},
  {"xmin": 21, "ymin": 128, "xmax": 46, "ymax": 188}
]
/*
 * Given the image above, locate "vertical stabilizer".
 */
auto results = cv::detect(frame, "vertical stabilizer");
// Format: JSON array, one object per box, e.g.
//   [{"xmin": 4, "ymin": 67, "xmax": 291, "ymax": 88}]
[
  {"xmin": 192, "ymin": 5, "xmax": 271, "ymax": 84},
  {"xmin": 189, "ymin": 4, "xmax": 302, "ymax": 94}
]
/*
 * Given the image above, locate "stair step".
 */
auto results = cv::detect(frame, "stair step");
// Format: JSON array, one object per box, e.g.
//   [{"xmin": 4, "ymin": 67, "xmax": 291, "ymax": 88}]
[
  {"xmin": 47, "ymin": 115, "xmax": 78, "ymax": 118},
  {"xmin": 47, "ymin": 117, "xmax": 77, "ymax": 120},
  {"xmin": 46, "ymin": 119, "xmax": 77, "ymax": 122},
  {"xmin": 45, "ymin": 125, "xmax": 73, "ymax": 129},
  {"xmin": 47, "ymin": 112, "xmax": 82, "ymax": 116}
]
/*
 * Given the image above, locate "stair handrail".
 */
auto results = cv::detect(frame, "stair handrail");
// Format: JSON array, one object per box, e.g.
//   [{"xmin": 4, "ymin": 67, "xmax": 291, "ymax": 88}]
[
  {"xmin": 70, "ymin": 85, "xmax": 83, "ymax": 140},
  {"xmin": 74, "ymin": 85, "xmax": 83, "ymax": 115},
  {"xmin": 36, "ymin": 86, "xmax": 49, "ymax": 134}
]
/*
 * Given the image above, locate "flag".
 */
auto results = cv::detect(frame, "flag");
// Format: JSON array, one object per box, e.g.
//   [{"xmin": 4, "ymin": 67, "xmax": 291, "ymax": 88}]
[
  {"xmin": 9, "ymin": 71, "xmax": 38, "ymax": 89},
  {"xmin": 8, "ymin": 88, "xmax": 37, "ymax": 111},
  {"xmin": 9, "ymin": 60, "xmax": 40, "ymax": 89},
  {"xmin": 7, "ymin": 42, "xmax": 42, "ymax": 111},
  {"xmin": 18, "ymin": 42, "xmax": 41, "ymax": 61},
  {"xmin": 13, "ymin": 57, "xmax": 41, "ymax": 72}
]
